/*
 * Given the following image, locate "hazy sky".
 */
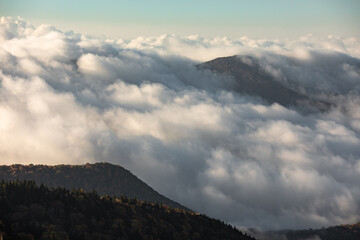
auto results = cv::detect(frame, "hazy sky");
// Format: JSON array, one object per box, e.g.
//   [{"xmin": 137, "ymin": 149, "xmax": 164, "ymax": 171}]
[{"xmin": 1, "ymin": 0, "xmax": 359, "ymax": 38}]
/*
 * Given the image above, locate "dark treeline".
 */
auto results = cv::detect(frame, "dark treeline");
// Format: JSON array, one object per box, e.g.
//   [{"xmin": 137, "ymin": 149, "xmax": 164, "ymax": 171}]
[
  {"xmin": 278, "ymin": 222, "xmax": 360, "ymax": 240},
  {"xmin": 0, "ymin": 179, "xmax": 256, "ymax": 240}
]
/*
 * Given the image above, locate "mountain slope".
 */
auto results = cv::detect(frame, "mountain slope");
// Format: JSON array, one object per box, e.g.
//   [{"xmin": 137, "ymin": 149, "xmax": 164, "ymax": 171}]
[
  {"xmin": 199, "ymin": 55, "xmax": 331, "ymax": 112},
  {"xmin": 249, "ymin": 222, "xmax": 360, "ymax": 240},
  {"xmin": 279, "ymin": 222, "xmax": 360, "ymax": 240},
  {"xmin": 0, "ymin": 163, "xmax": 188, "ymax": 210},
  {"xmin": 0, "ymin": 180, "xmax": 256, "ymax": 240}
]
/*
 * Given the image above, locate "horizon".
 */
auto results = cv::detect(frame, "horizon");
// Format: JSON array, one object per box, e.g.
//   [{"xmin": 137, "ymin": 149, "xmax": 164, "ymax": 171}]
[{"xmin": 1, "ymin": 0, "xmax": 359, "ymax": 39}]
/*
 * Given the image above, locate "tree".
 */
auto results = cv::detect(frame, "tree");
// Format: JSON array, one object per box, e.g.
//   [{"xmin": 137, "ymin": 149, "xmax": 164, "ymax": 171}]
[{"xmin": 41, "ymin": 225, "xmax": 69, "ymax": 240}]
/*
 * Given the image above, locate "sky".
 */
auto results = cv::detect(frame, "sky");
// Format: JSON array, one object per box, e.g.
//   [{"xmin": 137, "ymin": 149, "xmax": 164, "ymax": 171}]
[{"xmin": 1, "ymin": 0, "xmax": 360, "ymax": 38}]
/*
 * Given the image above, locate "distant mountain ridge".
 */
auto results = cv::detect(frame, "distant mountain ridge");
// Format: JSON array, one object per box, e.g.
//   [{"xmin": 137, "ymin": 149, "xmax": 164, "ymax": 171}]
[
  {"xmin": 0, "ymin": 162, "xmax": 188, "ymax": 211},
  {"xmin": 281, "ymin": 222, "xmax": 360, "ymax": 240},
  {"xmin": 252, "ymin": 222, "xmax": 360, "ymax": 240},
  {"xmin": 199, "ymin": 55, "xmax": 331, "ymax": 112}
]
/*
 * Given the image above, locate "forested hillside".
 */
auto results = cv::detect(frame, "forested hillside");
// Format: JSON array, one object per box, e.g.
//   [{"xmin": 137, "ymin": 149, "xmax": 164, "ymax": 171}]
[
  {"xmin": 279, "ymin": 222, "xmax": 360, "ymax": 240},
  {"xmin": 0, "ymin": 180, "xmax": 256, "ymax": 240}
]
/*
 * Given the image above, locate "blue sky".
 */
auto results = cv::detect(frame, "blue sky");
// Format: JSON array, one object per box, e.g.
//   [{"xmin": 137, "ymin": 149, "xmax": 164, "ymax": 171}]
[{"xmin": 1, "ymin": 0, "xmax": 359, "ymax": 38}]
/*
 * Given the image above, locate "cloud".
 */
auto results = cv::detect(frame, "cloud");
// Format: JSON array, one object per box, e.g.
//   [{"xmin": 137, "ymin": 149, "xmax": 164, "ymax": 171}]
[{"xmin": 1, "ymin": 17, "xmax": 360, "ymax": 230}]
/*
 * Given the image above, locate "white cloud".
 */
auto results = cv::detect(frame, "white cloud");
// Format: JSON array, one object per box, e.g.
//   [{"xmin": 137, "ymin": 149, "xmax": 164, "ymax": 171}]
[{"xmin": 1, "ymin": 17, "xmax": 360, "ymax": 230}]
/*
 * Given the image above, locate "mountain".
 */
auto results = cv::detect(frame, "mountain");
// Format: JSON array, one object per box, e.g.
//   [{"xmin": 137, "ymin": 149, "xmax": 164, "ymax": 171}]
[
  {"xmin": 0, "ymin": 163, "xmax": 188, "ymax": 211},
  {"xmin": 249, "ymin": 222, "xmax": 360, "ymax": 240},
  {"xmin": 278, "ymin": 222, "xmax": 360, "ymax": 240},
  {"xmin": 199, "ymin": 55, "xmax": 331, "ymax": 112},
  {"xmin": 0, "ymin": 179, "xmax": 256, "ymax": 240}
]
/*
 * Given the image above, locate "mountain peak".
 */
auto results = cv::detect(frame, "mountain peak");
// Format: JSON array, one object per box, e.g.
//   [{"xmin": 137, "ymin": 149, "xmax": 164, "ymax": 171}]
[
  {"xmin": 0, "ymin": 162, "xmax": 189, "ymax": 211},
  {"xmin": 199, "ymin": 55, "xmax": 331, "ymax": 112}
]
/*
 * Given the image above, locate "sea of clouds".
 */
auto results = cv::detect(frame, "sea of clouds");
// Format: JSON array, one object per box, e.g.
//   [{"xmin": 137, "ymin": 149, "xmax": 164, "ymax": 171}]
[{"xmin": 1, "ymin": 17, "xmax": 360, "ymax": 230}]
